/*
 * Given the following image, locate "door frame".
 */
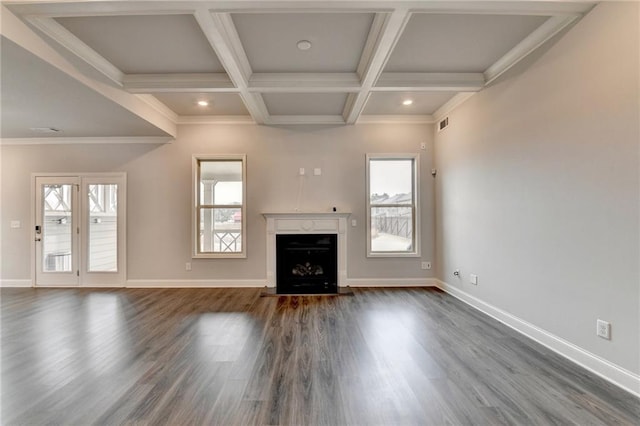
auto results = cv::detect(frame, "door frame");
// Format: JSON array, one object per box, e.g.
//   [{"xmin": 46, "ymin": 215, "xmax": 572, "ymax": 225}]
[{"xmin": 31, "ymin": 172, "xmax": 127, "ymax": 287}]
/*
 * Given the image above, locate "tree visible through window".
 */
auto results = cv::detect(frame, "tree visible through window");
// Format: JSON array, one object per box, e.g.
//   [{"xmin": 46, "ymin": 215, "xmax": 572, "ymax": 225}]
[
  {"xmin": 367, "ymin": 154, "xmax": 420, "ymax": 257},
  {"xmin": 193, "ymin": 155, "xmax": 246, "ymax": 258}
]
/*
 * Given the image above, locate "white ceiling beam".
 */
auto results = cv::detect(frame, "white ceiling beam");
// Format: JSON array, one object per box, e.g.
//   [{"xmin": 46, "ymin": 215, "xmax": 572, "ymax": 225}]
[
  {"xmin": 375, "ymin": 72, "xmax": 485, "ymax": 91},
  {"xmin": 6, "ymin": 1, "xmax": 596, "ymax": 17},
  {"xmin": 484, "ymin": 14, "xmax": 580, "ymax": 85},
  {"xmin": 1, "ymin": 5, "xmax": 177, "ymax": 137},
  {"xmin": 25, "ymin": 16, "xmax": 124, "ymax": 86},
  {"xmin": 194, "ymin": 9, "xmax": 268, "ymax": 124},
  {"xmin": 344, "ymin": 9, "xmax": 412, "ymax": 124},
  {"xmin": 249, "ymin": 73, "xmax": 361, "ymax": 93},
  {"xmin": 177, "ymin": 116, "xmax": 255, "ymax": 125},
  {"xmin": 123, "ymin": 73, "xmax": 236, "ymax": 93},
  {"xmin": 433, "ymin": 92, "xmax": 476, "ymax": 121},
  {"xmin": 268, "ymin": 115, "xmax": 346, "ymax": 126}
]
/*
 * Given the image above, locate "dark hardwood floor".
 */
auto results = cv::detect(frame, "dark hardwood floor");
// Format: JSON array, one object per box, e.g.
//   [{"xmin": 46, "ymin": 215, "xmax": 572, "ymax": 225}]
[{"xmin": 2, "ymin": 287, "xmax": 638, "ymax": 425}]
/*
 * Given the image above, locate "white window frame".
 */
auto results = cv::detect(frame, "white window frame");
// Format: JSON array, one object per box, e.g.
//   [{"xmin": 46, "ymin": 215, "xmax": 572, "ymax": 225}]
[
  {"xmin": 366, "ymin": 153, "xmax": 420, "ymax": 258},
  {"xmin": 192, "ymin": 154, "xmax": 247, "ymax": 259}
]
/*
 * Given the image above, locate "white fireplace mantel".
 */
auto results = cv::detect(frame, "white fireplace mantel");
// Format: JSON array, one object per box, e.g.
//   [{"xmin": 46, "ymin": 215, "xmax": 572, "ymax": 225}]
[{"xmin": 263, "ymin": 212, "xmax": 350, "ymax": 289}]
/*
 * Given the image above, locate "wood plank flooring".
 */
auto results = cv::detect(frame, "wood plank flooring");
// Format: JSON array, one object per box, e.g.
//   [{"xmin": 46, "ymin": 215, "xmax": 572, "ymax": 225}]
[{"xmin": 2, "ymin": 287, "xmax": 638, "ymax": 425}]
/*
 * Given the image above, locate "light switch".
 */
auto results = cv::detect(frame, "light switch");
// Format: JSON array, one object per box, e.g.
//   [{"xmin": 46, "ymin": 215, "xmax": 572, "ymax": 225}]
[
  {"xmin": 314, "ymin": 168, "xmax": 322, "ymax": 176},
  {"xmin": 299, "ymin": 168, "xmax": 305, "ymax": 176},
  {"xmin": 351, "ymin": 219, "xmax": 357, "ymax": 227},
  {"xmin": 10, "ymin": 220, "xmax": 21, "ymax": 229}
]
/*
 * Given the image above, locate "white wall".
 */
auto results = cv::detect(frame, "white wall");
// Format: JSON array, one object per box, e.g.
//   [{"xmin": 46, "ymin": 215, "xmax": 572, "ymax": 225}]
[
  {"xmin": 0, "ymin": 123, "xmax": 435, "ymax": 284},
  {"xmin": 435, "ymin": 1, "xmax": 639, "ymax": 377}
]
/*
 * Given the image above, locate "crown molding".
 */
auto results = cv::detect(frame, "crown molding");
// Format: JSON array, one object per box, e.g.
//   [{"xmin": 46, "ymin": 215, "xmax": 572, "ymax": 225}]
[
  {"xmin": 0, "ymin": 136, "xmax": 174, "ymax": 145},
  {"xmin": 433, "ymin": 92, "xmax": 476, "ymax": 122},
  {"xmin": 357, "ymin": 114, "xmax": 435, "ymax": 124}
]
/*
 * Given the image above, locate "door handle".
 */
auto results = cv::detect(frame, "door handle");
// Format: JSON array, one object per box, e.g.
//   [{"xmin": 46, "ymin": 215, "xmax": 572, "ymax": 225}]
[{"xmin": 35, "ymin": 238, "xmax": 41, "ymax": 242}]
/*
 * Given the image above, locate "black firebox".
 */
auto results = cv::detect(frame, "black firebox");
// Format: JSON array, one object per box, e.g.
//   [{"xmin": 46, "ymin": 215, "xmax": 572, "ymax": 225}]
[{"xmin": 276, "ymin": 234, "xmax": 337, "ymax": 294}]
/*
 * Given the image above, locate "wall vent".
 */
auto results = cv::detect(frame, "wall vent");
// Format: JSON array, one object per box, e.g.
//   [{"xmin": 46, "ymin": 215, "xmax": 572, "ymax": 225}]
[{"xmin": 438, "ymin": 117, "xmax": 449, "ymax": 132}]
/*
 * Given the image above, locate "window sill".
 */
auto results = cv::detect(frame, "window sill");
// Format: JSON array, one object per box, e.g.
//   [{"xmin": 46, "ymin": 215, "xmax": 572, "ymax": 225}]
[{"xmin": 192, "ymin": 253, "xmax": 246, "ymax": 259}]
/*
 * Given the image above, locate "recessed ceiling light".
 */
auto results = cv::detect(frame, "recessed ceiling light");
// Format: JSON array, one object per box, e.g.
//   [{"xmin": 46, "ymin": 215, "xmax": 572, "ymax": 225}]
[
  {"xmin": 297, "ymin": 40, "xmax": 312, "ymax": 51},
  {"xmin": 402, "ymin": 99, "xmax": 413, "ymax": 106},
  {"xmin": 197, "ymin": 100, "xmax": 209, "ymax": 107}
]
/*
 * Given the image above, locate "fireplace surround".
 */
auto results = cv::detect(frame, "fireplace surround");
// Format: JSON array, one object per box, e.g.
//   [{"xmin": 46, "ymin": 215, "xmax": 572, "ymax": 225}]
[{"xmin": 264, "ymin": 213, "xmax": 349, "ymax": 293}]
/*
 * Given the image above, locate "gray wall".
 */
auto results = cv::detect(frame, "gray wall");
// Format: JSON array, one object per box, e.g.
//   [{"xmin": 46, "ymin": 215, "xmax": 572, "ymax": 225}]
[
  {"xmin": 434, "ymin": 2, "xmax": 639, "ymax": 374},
  {"xmin": 1, "ymin": 123, "xmax": 435, "ymax": 282}
]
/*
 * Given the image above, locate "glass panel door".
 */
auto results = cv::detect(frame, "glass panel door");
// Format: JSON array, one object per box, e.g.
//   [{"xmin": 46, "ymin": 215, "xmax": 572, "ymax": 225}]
[
  {"xmin": 81, "ymin": 176, "xmax": 126, "ymax": 286},
  {"xmin": 35, "ymin": 177, "xmax": 79, "ymax": 286},
  {"xmin": 35, "ymin": 174, "xmax": 126, "ymax": 287}
]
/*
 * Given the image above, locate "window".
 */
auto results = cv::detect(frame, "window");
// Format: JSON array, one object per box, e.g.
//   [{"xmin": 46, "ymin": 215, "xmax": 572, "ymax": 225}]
[
  {"xmin": 193, "ymin": 155, "xmax": 246, "ymax": 258},
  {"xmin": 366, "ymin": 154, "xmax": 420, "ymax": 257}
]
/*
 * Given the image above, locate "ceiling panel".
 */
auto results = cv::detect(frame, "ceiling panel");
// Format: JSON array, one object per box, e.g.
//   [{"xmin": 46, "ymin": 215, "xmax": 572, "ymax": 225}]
[
  {"xmin": 232, "ymin": 13, "xmax": 375, "ymax": 73},
  {"xmin": 263, "ymin": 93, "xmax": 348, "ymax": 116},
  {"xmin": 385, "ymin": 14, "xmax": 549, "ymax": 73},
  {"xmin": 363, "ymin": 92, "xmax": 457, "ymax": 115},
  {"xmin": 1, "ymin": 37, "xmax": 168, "ymax": 138},
  {"xmin": 153, "ymin": 93, "xmax": 249, "ymax": 116},
  {"xmin": 55, "ymin": 15, "xmax": 225, "ymax": 74}
]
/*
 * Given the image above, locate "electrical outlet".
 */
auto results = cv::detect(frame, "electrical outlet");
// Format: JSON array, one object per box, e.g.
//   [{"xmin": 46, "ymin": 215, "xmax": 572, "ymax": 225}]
[
  {"xmin": 421, "ymin": 261, "xmax": 431, "ymax": 270},
  {"xmin": 596, "ymin": 319, "xmax": 611, "ymax": 340},
  {"xmin": 470, "ymin": 274, "xmax": 478, "ymax": 285},
  {"xmin": 185, "ymin": 262, "xmax": 192, "ymax": 271}
]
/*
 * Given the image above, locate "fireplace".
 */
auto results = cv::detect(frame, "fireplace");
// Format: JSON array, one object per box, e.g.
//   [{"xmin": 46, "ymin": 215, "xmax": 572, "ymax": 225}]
[
  {"xmin": 263, "ymin": 212, "xmax": 349, "ymax": 292},
  {"xmin": 276, "ymin": 234, "xmax": 337, "ymax": 294}
]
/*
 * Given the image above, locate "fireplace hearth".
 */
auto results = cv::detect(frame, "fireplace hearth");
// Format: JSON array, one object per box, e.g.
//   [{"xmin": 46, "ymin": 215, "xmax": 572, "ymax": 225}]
[{"xmin": 276, "ymin": 234, "xmax": 337, "ymax": 294}]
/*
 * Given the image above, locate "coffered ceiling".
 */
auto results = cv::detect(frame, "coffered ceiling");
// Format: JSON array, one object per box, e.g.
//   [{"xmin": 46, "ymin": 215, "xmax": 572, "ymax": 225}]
[{"xmin": 1, "ymin": 0, "xmax": 596, "ymax": 139}]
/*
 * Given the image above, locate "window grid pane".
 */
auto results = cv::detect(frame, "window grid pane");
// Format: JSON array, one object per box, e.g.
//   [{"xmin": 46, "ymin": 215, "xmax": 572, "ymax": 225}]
[
  {"xmin": 195, "ymin": 157, "xmax": 245, "ymax": 256},
  {"xmin": 368, "ymin": 156, "xmax": 418, "ymax": 255}
]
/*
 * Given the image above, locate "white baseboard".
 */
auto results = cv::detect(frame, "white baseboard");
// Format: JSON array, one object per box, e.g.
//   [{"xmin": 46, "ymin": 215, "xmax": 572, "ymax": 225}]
[
  {"xmin": 125, "ymin": 279, "xmax": 267, "ymax": 288},
  {"xmin": 0, "ymin": 279, "xmax": 32, "ymax": 287},
  {"xmin": 434, "ymin": 279, "xmax": 640, "ymax": 398},
  {"xmin": 347, "ymin": 278, "xmax": 437, "ymax": 287}
]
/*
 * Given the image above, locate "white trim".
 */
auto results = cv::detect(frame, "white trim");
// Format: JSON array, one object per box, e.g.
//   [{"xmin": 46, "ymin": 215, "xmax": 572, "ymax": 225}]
[
  {"xmin": 484, "ymin": 14, "xmax": 579, "ymax": 85},
  {"xmin": 249, "ymin": 73, "xmax": 361, "ymax": 93},
  {"xmin": 126, "ymin": 279, "xmax": 266, "ymax": 288},
  {"xmin": 366, "ymin": 153, "xmax": 421, "ymax": 258},
  {"xmin": 347, "ymin": 278, "xmax": 436, "ymax": 287},
  {"xmin": 192, "ymin": 154, "xmax": 247, "ymax": 259},
  {"xmin": 375, "ymin": 72, "xmax": 484, "ymax": 91},
  {"xmin": 135, "ymin": 94, "xmax": 179, "ymax": 122},
  {"xmin": 267, "ymin": 115, "xmax": 346, "ymax": 125},
  {"xmin": 434, "ymin": 279, "xmax": 640, "ymax": 398},
  {"xmin": 177, "ymin": 115, "xmax": 255, "ymax": 125},
  {"xmin": 344, "ymin": 9, "xmax": 412, "ymax": 124},
  {"xmin": 433, "ymin": 92, "xmax": 476, "ymax": 122},
  {"xmin": 1, "ymin": 6, "xmax": 177, "ymax": 137},
  {"xmin": 25, "ymin": 15, "xmax": 125, "ymax": 86},
  {"xmin": 8, "ymin": 2, "xmax": 596, "ymax": 17},
  {"xmin": 263, "ymin": 212, "xmax": 350, "ymax": 289},
  {"xmin": 0, "ymin": 279, "xmax": 33, "ymax": 287},
  {"xmin": 0, "ymin": 136, "xmax": 173, "ymax": 145},
  {"xmin": 123, "ymin": 73, "xmax": 235, "ymax": 93},
  {"xmin": 357, "ymin": 114, "xmax": 435, "ymax": 124}
]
